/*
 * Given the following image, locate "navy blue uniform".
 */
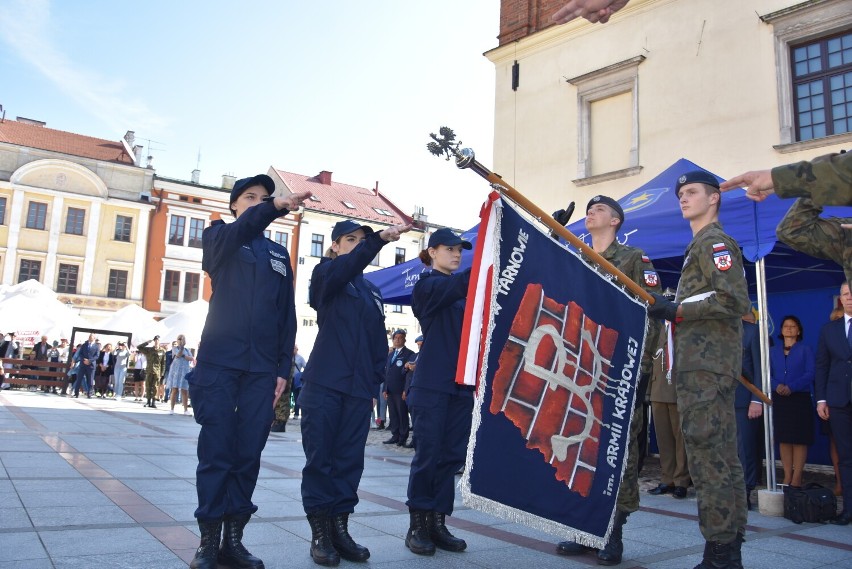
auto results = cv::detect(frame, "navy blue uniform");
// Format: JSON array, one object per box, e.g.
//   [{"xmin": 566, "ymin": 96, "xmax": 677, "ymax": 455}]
[
  {"xmin": 385, "ymin": 346, "xmax": 414, "ymax": 442},
  {"xmin": 407, "ymin": 268, "xmax": 473, "ymax": 514},
  {"xmin": 189, "ymin": 199, "xmax": 296, "ymax": 522},
  {"xmin": 300, "ymin": 232, "xmax": 389, "ymax": 515}
]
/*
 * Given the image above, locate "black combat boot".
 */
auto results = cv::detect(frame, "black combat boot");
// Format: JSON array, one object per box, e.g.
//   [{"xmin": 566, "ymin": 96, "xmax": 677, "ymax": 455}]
[
  {"xmin": 556, "ymin": 540, "xmax": 596, "ymax": 556},
  {"xmin": 597, "ymin": 510, "xmax": 628, "ymax": 565},
  {"xmin": 306, "ymin": 512, "xmax": 340, "ymax": 566},
  {"xmin": 218, "ymin": 513, "xmax": 264, "ymax": 568},
  {"xmin": 730, "ymin": 531, "xmax": 745, "ymax": 569},
  {"xmin": 190, "ymin": 519, "xmax": 222, "ymax": 569},
  {"xmin": 693, "ymin": 540, "xmax": 733, "ymax": 569},
  {"xmin": 405, "ymin": 509, "xmax": 436, "ymax": 555},
  {"xmin": 427, "ymin": 511, "xmax": 467, "ymax": 552},
  {"xmin": 330, "ymin": 513, "xmax": 370, "ymax": 562},
  {"xmin": 269, "ymin": 421, "xmax": 286, "ymax": 432}
]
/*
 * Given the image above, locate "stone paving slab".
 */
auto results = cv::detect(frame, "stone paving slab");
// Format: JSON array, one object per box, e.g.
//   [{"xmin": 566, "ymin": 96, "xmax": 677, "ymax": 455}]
[{"xmin": 1, "ymin": 389, "xmax": 850, "ymax": 569}]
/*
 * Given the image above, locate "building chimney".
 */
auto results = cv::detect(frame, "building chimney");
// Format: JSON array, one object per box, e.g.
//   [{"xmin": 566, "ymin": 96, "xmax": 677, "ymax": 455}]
[
  {"xmin": 146, "ymin": 155, "xmax": 154, "ymax": 169},
  {"xmin": 317, "ymin": 170, "xmax": 332, "ymax": 185},
  {"xmin": 133, "ymin": 145, "xmax": 143, "ymax": 165},
  {"xmin": 16, "ymin": 116, "xmax": 46, "ymax": 127},
  {"xmin": 373, "ymin": 181, "xmax": 379, "ymax": 196},
  {"xmin": 124, "ymin": 130, "xmax": 135, "ymax": 146},
  {"xmin": 222, "ymin": 174, "xmax": 236, "ymax": 190},
  {"xmin": 191, "ymin": 169, "xmax": 200, "ymax": 184}
]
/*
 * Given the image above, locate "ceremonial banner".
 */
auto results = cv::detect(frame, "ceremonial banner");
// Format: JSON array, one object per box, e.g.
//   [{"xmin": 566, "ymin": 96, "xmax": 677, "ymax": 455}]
[{"xmin": 460, "ymin": 197, "xmax": 648, "ymax": 548}]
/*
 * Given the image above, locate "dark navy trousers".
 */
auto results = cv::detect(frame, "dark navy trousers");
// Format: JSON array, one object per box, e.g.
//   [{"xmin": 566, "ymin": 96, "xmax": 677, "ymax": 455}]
[
  {"xmin": 406, "ymin": 388, "xmax": 473, "ymax": 514},
  {"xmin": 299, "ymin": 381, "xmax": 372, "ymax": 515},
  {"xmin": 735, "ymin": 407, "xmax": 759, "ymax": 490},
  {"xmin": 189, "ymin": 363, "xmax": 275, "ymax": 522}
]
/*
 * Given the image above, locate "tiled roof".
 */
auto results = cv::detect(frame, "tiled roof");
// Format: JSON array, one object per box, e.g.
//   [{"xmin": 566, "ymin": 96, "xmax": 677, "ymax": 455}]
[
  {"xmin": 0, "ymin": 119, "xmax": 135, "ymax": 165},
  {"xmin": 271, "ymin": 168, "xmax": 412, "ymax": 226}
]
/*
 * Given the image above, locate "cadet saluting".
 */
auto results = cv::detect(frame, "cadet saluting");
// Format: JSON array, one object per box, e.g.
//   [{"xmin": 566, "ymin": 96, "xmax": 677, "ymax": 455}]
[
  {"xmin": 300, "ymin": 219, "xmax": 411, "ymax": 567},
  {"xmin": 188, "ymin": 174, "xmax": 309, "ymax": 569},
  {"xmin": 649, "ymin": 171, "xmax": 750, "ymax": 569},
  {"xmin": 405, "ymin": 228, "xmax": 473, "ymax": 556}
]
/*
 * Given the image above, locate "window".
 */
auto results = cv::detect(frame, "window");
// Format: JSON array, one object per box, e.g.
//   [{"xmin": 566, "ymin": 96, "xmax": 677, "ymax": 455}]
[
  {"xmin": 567, "ymin": 55, "xmax": 644, "ymax": 184},
  {"xmin": 263, "ymin": 230, "xmax": 271, "ymax": 239},
  {"xmin": 342, "ymin": 201, "xmax": 356, "ymax": 209},
  {"xmin": 0, "ymin": 196, "xmax": 6, "ymax": 225},
  {"xmin": 184, "ymin": 273, "xmax": 200, "ymax": 303},
  {"xmin": 763, "ymin": 2, "xmax": 852, "ymax": 149},
  {"xmin": 18, "ymin": 259, "xmax": 41, "ymax": 282},
  {"xmin": 274, "ymin": 231, "xmax": 288, "ymax": 249},
  {"xmin": 309, "ymin": 195, "xmax": 321, "ymax": 202},
  {"xmin": 392, "ymin": 304, "xmax": 403, "ymax": 313},
  {"xmin": 65, "ymin": 207, "xmax": 85, "ymax": 235},
  {"xmin": 56, "ymin": 264, "xmax": 79, "ymax": 294},
  {"xmin": 188, "ymin": 218, "xmax": 204, "ymax": 248},
  {"xmin": 791, "ymin": 32, "xmax": 852, "ymax": 141},
  {"xmin": 370, "ymin": 252, "xmax": 380, "ymax": 266},
  {"xmin": 26, "ymin": 202, "xmax": 47, "ymax": 230},
  {"xmin": 114, "ymin": 215, "xmax": 132, "ymax": 242},
  {"xmin": 163, "ymin": 270, "xmax": 181, "ymax": 302},
  {"xmin": 395, "ymin": 247, "xmax": 406, "ymax": 265},
  {"xmin": 372, "ymin": 207, "xmax": 394, "ymax": 216},
  {"xmin": 311, "ymin": 233, "xmax": 324, "ymax": 257},
  {"xmin": 107, "ymin": 269, "xmax": 128, "ymax": 298},
  {"xmin": 168, "ymin": 215, "xmax": 186, "ymax": 245}
]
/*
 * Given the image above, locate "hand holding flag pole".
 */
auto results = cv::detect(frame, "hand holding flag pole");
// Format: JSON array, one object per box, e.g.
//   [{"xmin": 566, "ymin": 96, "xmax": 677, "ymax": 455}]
[
  {"xmin": 428, "ymin": 126, "xmax": 653, "ymax": 303},
  {"xmin": 427, "ymin": 126, "xmax": 773, "ymax": 408}
]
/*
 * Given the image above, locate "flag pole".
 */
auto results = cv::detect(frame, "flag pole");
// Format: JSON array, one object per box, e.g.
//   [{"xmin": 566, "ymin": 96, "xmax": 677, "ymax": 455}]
[{"xmin": 427, "ymin": 127, "xmax": 773, "ymax": 408}]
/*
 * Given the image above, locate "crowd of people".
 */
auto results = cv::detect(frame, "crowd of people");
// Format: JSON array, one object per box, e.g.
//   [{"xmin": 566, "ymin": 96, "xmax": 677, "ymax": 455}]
[{"xmin": 0, "ymin": 331, "xmax": 202, "ymax": 416}]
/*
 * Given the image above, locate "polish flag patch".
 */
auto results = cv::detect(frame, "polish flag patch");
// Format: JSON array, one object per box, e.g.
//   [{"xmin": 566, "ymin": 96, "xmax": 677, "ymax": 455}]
[{"xmin": 712, "ymin": 243, "xmax": 732, "ymax": 271}]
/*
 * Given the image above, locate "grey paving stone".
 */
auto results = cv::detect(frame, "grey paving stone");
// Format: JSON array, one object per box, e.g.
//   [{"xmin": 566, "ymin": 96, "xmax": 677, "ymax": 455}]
[
  {"xmin": 39, "ymin": 527, "xmax": 164, "ymax": 557},
  {"xmin": 27, "ymin": 504, "xmax": 135, "ymax": 527},
  {"xmin": 0, "ymin": 507, "xmax": 32, "ymax": 529},
  {"xmin": 0, "ymin": 532, "xmax": 47, "ymax": 561},
  {"xmin": 747, "ymin": 535, "xmax": 852, "ymax": 564},
  {"xmin": 0, "ymin": 559, "xmax": 55, "ymax": 569},
  {"xmin": 51, "ymin": 550, "xmax": 188, "ymax": 569},
  {"xmin": 17, "ymin": 489, "xmax": 114, "ymax": 508}
]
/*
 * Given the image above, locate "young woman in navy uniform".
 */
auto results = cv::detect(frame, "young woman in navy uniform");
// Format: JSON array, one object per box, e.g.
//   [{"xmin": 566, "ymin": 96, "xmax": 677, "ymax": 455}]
[
  {"xmin": 300, "ymin": 219, "xmax": 411, "ymax": 567},
  {"xmin": 188, "ymin": 174, "xmax": 309, "ymax": 569},
  {"xmin": 405, "ymin": 228, "xmax": 473, "ymax": 556}
]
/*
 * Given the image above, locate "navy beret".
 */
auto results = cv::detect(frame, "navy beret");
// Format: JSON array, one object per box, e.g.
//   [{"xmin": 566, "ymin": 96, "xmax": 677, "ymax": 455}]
[
  {"xmin": 229, "ymin": 174, "xmax": 275, "ymax": 208},
  {"xmin": 586, "ymin": 195, "xmax": 624, "ymax": 221},
  {"xmin": 675, "ymin": 170, "xmax": 720, "ymax": 196},
  {"xmin": 331, "ymin": 219, "xmax": 374, "ymax": 241}
]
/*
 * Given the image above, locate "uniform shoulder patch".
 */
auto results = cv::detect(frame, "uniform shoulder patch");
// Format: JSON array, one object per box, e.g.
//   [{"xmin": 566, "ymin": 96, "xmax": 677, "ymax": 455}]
[
  {"xmin": 643, "ymin": 270, "xmax": 659, "ymax": 287},
  {"xmin": 641, "ymin": 255, "xmax": 651, "ymax": 263},
  {"xmin": 711, "ymin": 242, "xmax": 732, "ymax": 271}
]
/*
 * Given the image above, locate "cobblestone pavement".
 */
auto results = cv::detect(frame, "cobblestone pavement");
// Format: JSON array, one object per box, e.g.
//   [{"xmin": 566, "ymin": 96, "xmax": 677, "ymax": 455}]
[{"xmin": 1, "ymin": 389, "xmax": 849, "ymax": 569}]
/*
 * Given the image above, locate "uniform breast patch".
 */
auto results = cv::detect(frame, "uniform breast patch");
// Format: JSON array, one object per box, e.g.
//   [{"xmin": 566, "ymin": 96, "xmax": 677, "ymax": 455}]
[
  {"xmin": 644, "ymin": 270, "xmax": 659, "ymax": 287},
  {"xmin": 270, "ymin": 259, "xmax": 288, "ymax": 276},
  {"xmin": 712, "ymin": 243, "xmax": 732, "ymax": 271}
]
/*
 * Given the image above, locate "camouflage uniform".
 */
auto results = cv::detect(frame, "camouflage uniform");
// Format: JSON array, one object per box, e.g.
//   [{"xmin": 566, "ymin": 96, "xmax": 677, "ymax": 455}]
[
  {"xmin": 776, "ymin": 198, "xmax": 852, "ymax": 285},
  {"xmin": 674, "ymin": 222, "xmax": 750, "ymax": 544},
  {"xmin": 592, "ymin": 242, "xmax": 662, "ymax": 514},
  {"xmin": 137, "ymin": 341, "xmax": 166, "ymax": 402},
  {"xmin": 771, "ymin": 151, "xmax": 852, "ymax": 206},
  {"xmin": 649, "ymin": 332, "xmax": 690, "ymax": 489},
  {"xmin": 272, "ymin": 358, "xmax": 296, "ymax": 428}
]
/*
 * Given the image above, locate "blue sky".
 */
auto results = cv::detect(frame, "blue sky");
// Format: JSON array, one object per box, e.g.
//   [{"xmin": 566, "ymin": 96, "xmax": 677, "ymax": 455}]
[{"xmin": 0, "ymin": 0, "xmax": 498, "ymax": 229}]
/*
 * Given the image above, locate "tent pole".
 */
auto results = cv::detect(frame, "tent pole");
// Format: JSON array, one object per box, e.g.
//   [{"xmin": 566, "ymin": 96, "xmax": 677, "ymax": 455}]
[{"xmin": 755, "ymin": 258, "xmax": 776, "ymax": 491}]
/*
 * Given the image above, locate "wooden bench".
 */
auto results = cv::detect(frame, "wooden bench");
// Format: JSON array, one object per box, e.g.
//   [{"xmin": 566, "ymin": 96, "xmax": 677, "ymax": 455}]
[{"xmin": 1, "ymin": 359, "xmax": 72, "ymax": 390}]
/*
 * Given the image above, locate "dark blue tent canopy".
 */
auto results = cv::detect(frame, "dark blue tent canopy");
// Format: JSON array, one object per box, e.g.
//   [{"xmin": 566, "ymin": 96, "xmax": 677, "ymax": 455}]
[{"xmin": 366, "ymin": 159, "xmax": 847, "ymax": 303}]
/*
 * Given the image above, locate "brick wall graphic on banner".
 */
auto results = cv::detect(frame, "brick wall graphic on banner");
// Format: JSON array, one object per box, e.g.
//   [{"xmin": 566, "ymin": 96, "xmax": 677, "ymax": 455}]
[{"xmin": 490, "ymin": 284, "xmax": 617, "ymax": 497}]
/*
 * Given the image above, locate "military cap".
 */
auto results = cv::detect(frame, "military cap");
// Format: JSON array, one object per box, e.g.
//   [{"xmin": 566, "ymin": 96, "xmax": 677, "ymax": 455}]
[
  {"xmin": 675, "ymin": 170, "xmax": 720, "ymax": 196},
  {"xmin": 428, "ymin": 228, "xmax": 472, "ymax": 250},
  {"xmin": 331, "ymin": 219, "xmax": 374, "ymax": 241},
  {"xmin": 229, "ymin": 174, "xmax": 275, "ymax": 214},
  {"xmin": 586, "ymin": 195, "xmax": 624, "ymax": 221}
]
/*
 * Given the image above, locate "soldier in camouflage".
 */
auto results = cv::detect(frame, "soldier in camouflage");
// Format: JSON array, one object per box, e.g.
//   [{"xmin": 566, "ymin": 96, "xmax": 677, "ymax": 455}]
[
  {"xmin": 555, "ymin": 195, "xmax": 662, "ymax": 566},
  {"xmin": 270, "ymin": 359, "xmax": 295, "ymax": 433},
  {"xmin": 720, "ymin": 150, "xmax": 851, "ymax": 206},
  {"xmin": 776, "ymin": 197, "xmax": 852, "ymax": 285},
  {"xmin": 137, "ymin": 337, "xmax": 166, "ymax": 409},
  {"xmin": 649, "ymin": 171, "xmax": 750, "ymax": 569}
]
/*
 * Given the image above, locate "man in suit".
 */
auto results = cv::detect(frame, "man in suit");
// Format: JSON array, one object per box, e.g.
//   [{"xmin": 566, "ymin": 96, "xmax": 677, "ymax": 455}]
[
  {"xmin": 816, "ymin": 281, "xmax": 852, "ymax": 525},
  {"xmin": 737, "ymin": 312, "xmax": 763, "ymax": 510},
  {"xmin": 33, "ymin": 335, "xmax": 52, "ymax": 393},
  {"xmin": 73, "ymin": 333, "xmax": 100, "ymax": 398},
  {"xmin": 1, "ymin": 332, "xmax": 21, "ymax": 389},
  {"xmin": 383, "ymin": 330, "xmax": 414, "ymax": 446}
]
